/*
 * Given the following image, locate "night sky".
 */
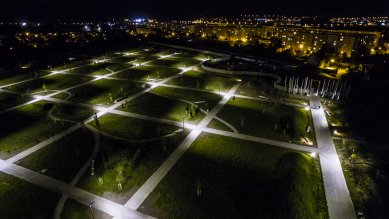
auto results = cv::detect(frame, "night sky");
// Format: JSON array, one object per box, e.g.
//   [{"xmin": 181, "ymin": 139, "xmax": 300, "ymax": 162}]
[{"xmin": 1, "ymin": 0, "xmax": 388, "ymax": 21}]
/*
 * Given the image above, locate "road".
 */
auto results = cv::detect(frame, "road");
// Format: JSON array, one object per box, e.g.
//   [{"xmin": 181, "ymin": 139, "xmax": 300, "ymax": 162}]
[{"xmin": 310, "ymin": 96, "xmax": 356, "ymax": 219}]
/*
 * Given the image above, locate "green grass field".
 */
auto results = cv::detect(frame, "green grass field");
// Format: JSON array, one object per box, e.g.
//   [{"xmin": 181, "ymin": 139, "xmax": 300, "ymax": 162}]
[
  {"xmin": 59, "ymin": 79, "xmax": 143, "ymax": 106},
  {"xmin": 50, "ymin": 103, "xmax": 96, "ymax": 122},
  {"xmin": 168, "ymin": 70, "xmax": 237, "ymax": 92},
  {"xmin": 0, "ymin": 93, "xmax": 31, "ymax": 111},
  {"xmin": 140, "ymin": 133, "xmax": 327, "ymax": 219},
  {"xmin": 17, "ymin": 130, "xmax": 95, "ymax": 183},
  {"xmin": 76, "ymin": 130, "xmax": 189, "ymax": 203},
  {"xmin": 150, "ymin": 57, "xmax": 200, "ymax": 69},
  {"xmin": 0, "ymin": 101, "xmax": 71, "ymax": 159},
  {"xmin": 214, "ymin": 97, "xmax": 315, "ymax": 144},
  {"xmin": 89, "ymin": 114, "xmax": 180, "ymax": 140},
  {"xmin": 152, "ymin": 86, "xmax": 222, "ymax": 109},
  {"xmin": 5, "ymin": 73, "xmax": 92, "ymax": 94},
  {"xmin": 122, "ymin": 92, "xmax": 206, "ymax": 124},
  {"xmin": 0, "ymin": 173, "xmax": 60, "ymax": 218},
  {"xmin": 115, "ymin": 65, "xmax": 181, "ymax": 82}
]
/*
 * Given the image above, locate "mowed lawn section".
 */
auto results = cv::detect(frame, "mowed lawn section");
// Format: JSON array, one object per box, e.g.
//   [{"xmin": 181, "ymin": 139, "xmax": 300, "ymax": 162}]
[
  {"xmin": 0, "ymin": 101, "xmax": 72, "ymax": 159},
  {"xmin": 149, "ymin": 57, "xmax": 200, "ymax": 69},
  {"xmin": 115, "ymin": 65, "xmax": 181, "ymax": 82},
  {"xmin": 0, "ymin": 93, "xmax": 31, "ymax": 111},
  {"xmin": 0, "ymin": 172, "xmax": 60, "ymax": 218},
  {"xmin": 57, "ymin": 79, "xmax": 143, "ymax": 106},
  {"xmin": 76, "ymin": 114, "xmax": 190, "ymax": 203},
  {"xmin": 17, "ymin": 130, "xmax": 95, "ymax": 183},
  {"xmin": 66, "ymin": 63, "xmax": 112, "ymax": 75},
  {"xmin": 121, "ymin": 86, "xmax": 222, "ymax": 124},
  {"xmin": 122, "ymin": 92, "xmax": 206, "ymax": 124},
  {"xmin": 88, "ymin": 113, "xmax": 181, "ymax": 140},
  {"xmin": 4, "ymin": 73, "xmax": 92, "ymax": 94},
  {"xmin": 140, "ymin": 134, "xmax": 328, "ymax": 219},
  {"xmin": 211, "ymin": 97, "xmax": 315, "ymax": 145},
  {"xmin": 168, "ymin": 70, "xmax": 237, "ymax": 93},
  {"xmin": 49, "ymin": 103, "xmax": 96, "ymax": 122}
]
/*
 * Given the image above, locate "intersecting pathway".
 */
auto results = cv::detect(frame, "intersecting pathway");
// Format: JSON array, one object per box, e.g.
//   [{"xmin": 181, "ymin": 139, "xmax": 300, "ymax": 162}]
[
  {"xmin": 123, "ymin": 82, "xmax": 242, "ymax": 211},
  {"xmin": 0, "ymin": 49, "xmax": 354, "ymax": 219},
  {"xmin": 0, "ymin": 159, "xmax": 154, "ymax": 219},
  {"xmin": 310, "ymin": 96, "xmax": 356, "ymax": 219}
]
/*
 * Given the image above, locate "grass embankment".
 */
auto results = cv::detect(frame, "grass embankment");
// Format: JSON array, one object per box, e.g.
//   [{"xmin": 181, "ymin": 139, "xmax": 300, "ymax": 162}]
[{"xmin": 141, "ymin": 134, "xmax": 327, "ymax": 219}]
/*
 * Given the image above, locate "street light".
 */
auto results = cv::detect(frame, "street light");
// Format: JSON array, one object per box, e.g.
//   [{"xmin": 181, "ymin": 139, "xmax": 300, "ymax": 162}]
[{"xmin": 89, "ymin": 201, "xmax": 95, "ymax": 219}]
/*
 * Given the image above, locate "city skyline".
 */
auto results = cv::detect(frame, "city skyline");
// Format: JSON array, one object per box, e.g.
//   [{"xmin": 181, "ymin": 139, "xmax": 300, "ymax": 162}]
[{"xmin": 1, "ymin": 0, "xmax": 388, "ymax": 21}]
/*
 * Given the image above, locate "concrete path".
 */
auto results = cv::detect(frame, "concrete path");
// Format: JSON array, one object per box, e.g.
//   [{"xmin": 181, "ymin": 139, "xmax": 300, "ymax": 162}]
[
  {"xmin": 0, "ymin": 159, "xmax": 154, "ymax": 219},
  {"xmin": 310, "ymin": 96, "xmax": 356, "ymax": 219}
]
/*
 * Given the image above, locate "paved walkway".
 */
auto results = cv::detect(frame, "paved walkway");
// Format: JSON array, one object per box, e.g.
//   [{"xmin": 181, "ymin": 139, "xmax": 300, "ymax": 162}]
[
  {"xmin": 123, "ymin": 82, "xmax": 241, "ymax": 211},
  {"xmin": 0, "ymin": 159, "xmax": 153, "ymax": 219},
  {"xmin": 310, "ymin": 96, "xmax": 356, "ymax": 219},
  {"xmin": 53, "ymin": 125, "xmax": 101, "ymax": 219},
  {"xmin": 0, "ymin": 50, "xmax": 354, "ymax": 219}
]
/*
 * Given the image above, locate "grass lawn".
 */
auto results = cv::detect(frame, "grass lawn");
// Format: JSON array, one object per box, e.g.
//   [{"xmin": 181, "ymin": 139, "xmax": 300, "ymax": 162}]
[
  {"xmin": 61, "ymin": 199, "xmax": 112, "ymax": 219},
  {"xmin": 122, "ymin": 92, "xmax": 206, "ymax": 124},
  {"xmin": 0, "ymin": 172, "xmax": 60, "ymax": 218},
  {"xmin": 60, "ymin": 79, "xmax": 143, "ymax": 106},
  {"xmin": 206, "ymin": 119, "xmax": 235, "ymax": 132},
  {"xmin": 334, "ymin": 138, "xmax": 389, "ymax": 218},
  {"xmin": 50, "ymin": 103, "xmax": 96, "ymax": 122},
  {"xmin": 150, "ymin": 57, "xmax": 200, "ymax": 69},
  {"xmin": 0, "ymin": 72, "xmax": 37, "ymax": 86},
  {"xmin": 89, "ymin": 114, "xmax": 181, "ymax": 140},
  {"xmin": 152, "ymin": 86, "xmax": 222, "ymax": 109},
  {"xmin": 168, "ymin": 70, "xmax": 237, "ymax": 93},
  {"xmin": 214, "ymin": 98, "xmax": 315, "ymax": 145},
  {"xmin": 53, "ymin": 60, "xmax": 90, "ymax": 71},
  {"xmin": 173, "ymin": 52, "xmax": 213, "ymax": 61},
  {"xmin": 0, "ymin": 93, "xmax": 31, "ymax": 111},
  {"xmin": 17, "ymin": 130, "xmax": 95, "ymax": 183},
  {"xmin": 237, "ymin": 80, "xmax": 308, "ymax": 105},
  {"xmin": 140, "ymin": 133, "xmax": 328, "ymax": 219},
  {"xmin": 4, "ymin": 73, "xmax": 92, "ymax": 94},
  {"xmin": 67, "ymin": 63, "xmax": 112, "ymax": 75},
  {"xmin": 0, "ymin": 101, "xmax": 72, "ymax": 159},
  {"xmin": 115, "ymin": 65, "xmax": 181, "ymax": 82},
  {"xmin": 76, "ymin": 129, "xmax": 189, "ymax": 203}
]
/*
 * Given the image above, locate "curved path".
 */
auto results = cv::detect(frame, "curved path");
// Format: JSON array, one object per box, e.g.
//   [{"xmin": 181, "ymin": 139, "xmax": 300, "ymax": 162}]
[
  {"xmin": 149, "ymin": 91, "xmax": 239, "ymax": 133},
  {"xmin": 53, "ymin": 125, "xmax": 101, "ymax": 219}
]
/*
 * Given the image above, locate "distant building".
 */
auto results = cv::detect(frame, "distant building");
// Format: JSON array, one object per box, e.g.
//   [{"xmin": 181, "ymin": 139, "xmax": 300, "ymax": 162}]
[{"xmin": 150, "ymin": 21, "xmax": 382, "ymax": 58}]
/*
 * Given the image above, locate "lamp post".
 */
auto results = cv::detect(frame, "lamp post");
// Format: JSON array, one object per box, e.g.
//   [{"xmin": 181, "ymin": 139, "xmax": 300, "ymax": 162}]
[{"xmin": 89, "ymin": 201, "xmax": 95, "ymax": 219}]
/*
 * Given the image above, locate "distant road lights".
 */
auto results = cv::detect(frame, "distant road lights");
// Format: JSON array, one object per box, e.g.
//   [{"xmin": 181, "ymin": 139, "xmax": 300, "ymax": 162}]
[
  {"xmin": 310, "ymin": 152, "xmax": 317, "ymax": 158},
  {"xmin": 305, "ymin": 106, "xmax": 310, "ymax": 111}
]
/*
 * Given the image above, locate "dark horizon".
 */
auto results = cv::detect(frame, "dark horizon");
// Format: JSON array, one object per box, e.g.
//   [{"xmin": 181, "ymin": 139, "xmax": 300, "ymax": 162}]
[{"xmin": 0, "ymin": 0, "xmax": 388, "ymax": 22}]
